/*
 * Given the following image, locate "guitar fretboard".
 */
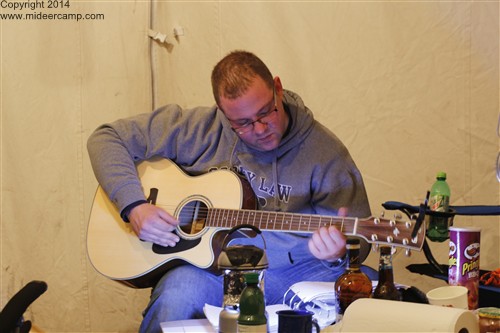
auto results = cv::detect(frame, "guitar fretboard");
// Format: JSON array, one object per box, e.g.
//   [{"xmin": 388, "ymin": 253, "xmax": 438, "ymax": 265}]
[{"xmin": 207, "ymin": 208, "xmax": 358, "ymax": 235}]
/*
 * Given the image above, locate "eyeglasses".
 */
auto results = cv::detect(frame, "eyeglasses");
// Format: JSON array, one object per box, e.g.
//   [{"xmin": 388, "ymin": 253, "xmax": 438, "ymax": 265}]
[{"xmin": 231, "ymin": 89, "xmax": 278, "ymax": 135}]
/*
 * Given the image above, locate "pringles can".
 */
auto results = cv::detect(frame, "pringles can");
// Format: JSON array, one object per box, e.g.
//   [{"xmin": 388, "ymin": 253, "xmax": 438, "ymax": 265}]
[{"xmin": 448, "ymin": 226, "xmax": 481, "ymax": 309}]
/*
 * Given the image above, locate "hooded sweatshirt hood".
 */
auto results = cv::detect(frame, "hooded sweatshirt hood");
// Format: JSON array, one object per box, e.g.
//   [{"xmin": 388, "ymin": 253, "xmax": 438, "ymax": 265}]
[{"xmin": 228, "ymin": 90, "xmax": 315, "ymax": 210}]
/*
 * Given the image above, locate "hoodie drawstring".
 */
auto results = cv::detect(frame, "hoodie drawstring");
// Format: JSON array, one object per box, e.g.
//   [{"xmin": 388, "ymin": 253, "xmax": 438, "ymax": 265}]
[{"xmin": 272, "ymin": 152, "xmax": 281, "ymax": 211}]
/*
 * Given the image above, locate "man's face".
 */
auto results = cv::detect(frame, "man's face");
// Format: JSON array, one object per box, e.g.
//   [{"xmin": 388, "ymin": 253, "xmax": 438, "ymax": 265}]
[{"xmin": 219, "ymin": 77, "xmax": 289, "ymax": 152}]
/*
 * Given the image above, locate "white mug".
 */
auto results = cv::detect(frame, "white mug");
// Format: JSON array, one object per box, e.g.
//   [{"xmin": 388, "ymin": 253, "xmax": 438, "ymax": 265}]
[{"xmin": 426, "ymin": 285, "xmax": 468, "ymax": 309}]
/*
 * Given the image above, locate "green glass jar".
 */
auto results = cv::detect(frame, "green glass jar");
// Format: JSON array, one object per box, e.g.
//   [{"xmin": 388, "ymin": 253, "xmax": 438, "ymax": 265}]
[{"xmin": 237, "ymin": 272, "xmax": 267, "ymax": 332}]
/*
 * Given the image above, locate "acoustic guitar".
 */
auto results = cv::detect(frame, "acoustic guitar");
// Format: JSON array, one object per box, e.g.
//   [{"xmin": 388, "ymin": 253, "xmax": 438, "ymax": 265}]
[{"xmin": 87, "ymin": 159, "xmax": 425, "ymax": 288}]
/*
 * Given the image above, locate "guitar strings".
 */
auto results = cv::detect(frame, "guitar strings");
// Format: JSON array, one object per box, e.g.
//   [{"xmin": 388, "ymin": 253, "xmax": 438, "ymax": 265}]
[{"xmin": 153, "ymin": 202, "xmax": 357, "ymax": 232}]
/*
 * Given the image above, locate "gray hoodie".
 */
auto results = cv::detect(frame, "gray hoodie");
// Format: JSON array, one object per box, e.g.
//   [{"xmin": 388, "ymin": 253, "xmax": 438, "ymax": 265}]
[{"xmin": 87, "ymin": 89, "xmax": 370, "ymax": 269}]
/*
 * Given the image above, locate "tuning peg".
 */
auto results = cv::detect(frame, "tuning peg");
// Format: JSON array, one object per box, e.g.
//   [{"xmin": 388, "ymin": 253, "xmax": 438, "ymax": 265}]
[
  {"xmin": 405, "ymin": 249, "xmax": 412, "ymax": 257},
  {"xmin": 394, "ymin": 213, "xmax": 402, "ymax": 219},
  {"xmin": 380, "ymin": 211, "xmax": 385, "ymax": 218}
]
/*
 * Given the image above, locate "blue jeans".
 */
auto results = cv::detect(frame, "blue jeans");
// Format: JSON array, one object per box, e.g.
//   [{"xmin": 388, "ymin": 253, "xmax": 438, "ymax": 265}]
[{"xmin": 138, "ymin": 239, "xmax": 377, "ymax": 333}]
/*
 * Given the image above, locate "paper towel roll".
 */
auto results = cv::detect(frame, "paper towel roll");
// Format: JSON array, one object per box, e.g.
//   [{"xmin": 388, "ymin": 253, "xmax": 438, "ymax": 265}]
[{"xmin": 337, "ymin": 298, "xmax": 478, "ymax": 332}]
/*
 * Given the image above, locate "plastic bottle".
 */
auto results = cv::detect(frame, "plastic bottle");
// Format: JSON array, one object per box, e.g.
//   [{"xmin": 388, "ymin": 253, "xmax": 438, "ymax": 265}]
[
  {"xmin": 428, "ymin": 171, "xmax": 451, "ymax": 242},
  {"xmin": 373, "ymin": 246, "xmax": 402, "ymax": 301},
  {"xmin": 334, "ymin": 238, "xmax": 372, "ymax": 323},
  {"xmin": 237, "ymin": 272, "xmax": 267, "ymax": 332},
  {"xmin": 218, "ymin": 271, "xmax": 245, "ymax": 333}
]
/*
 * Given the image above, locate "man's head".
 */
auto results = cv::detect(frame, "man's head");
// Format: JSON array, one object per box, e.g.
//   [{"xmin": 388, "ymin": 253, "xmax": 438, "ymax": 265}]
[{"xmin": 211, "ymin": 51, "xmax": 289, "ymax": 151}]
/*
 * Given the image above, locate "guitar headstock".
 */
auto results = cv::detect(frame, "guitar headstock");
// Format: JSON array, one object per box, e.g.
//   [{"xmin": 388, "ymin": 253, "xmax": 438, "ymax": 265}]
[{"xmin": 356, "ymin": 215, "xmax": 425, "ymax": 254}]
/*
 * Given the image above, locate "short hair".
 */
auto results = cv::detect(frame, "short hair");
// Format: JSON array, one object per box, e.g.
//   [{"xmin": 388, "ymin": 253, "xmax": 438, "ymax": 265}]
[{"xmin": 211, "ymin": 50, "xmax": 274, "ymax": 106}]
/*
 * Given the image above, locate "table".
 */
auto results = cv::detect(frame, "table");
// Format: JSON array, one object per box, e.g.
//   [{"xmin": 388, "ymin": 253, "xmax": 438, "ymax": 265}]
[
  {"xmin": 160, "ymin": 318, "xmax": 344, "ymax": 333},
  {"xmin": 160, "ymin": 319, "xmax": 215, "ymax": 333}
]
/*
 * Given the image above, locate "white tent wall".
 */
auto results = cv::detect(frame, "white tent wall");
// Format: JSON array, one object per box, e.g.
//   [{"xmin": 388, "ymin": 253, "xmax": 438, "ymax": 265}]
[
  {"xmin": 1, "ymin": 1, "xmax": 498, "ymax": 332},
  {"xmin": 1, "ymin": 1, "xmax": 152, "ymax": 331}
]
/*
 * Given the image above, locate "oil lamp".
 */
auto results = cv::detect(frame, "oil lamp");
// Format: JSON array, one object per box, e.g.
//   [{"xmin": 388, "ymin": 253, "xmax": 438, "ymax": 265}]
[{"xmin": 217, "ymin": 224, "xmax": 268, "ymax": 333}]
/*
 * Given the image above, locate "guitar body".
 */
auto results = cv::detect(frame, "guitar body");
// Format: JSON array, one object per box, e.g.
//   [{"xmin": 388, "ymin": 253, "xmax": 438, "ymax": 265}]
[{"xmin": 87, "ymin": 159, "xmax": 253, "ymax": 288}]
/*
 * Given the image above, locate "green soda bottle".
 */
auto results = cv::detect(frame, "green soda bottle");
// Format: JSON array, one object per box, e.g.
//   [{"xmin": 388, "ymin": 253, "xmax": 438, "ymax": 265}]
[{"xmin": 427, "ymin": 171, "xmax": 451, "ymax": 242}]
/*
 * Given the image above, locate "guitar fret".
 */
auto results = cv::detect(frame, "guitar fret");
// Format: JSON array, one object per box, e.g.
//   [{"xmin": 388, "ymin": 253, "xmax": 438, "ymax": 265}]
[
  {"xmin": 225, "ymin": 209, "xmax": 231, "ymax": 228},
  {"xmin": 250, "ymin": 211, "xmax": 257, "ymax": 228},
  {"xmin": 215, "ymin": 209, "xmax": 220, "ymax": 227},
  {"xmin": 209, "ymin": 208, "xmax": 216, "ymax": 227},
  {"xmin": 292, "ymin": 214, "xmax": 299, "ymax": 231},
  {"xmin": 247, "ymin": 211, "xmax": 255, "ymax": 227},
  {"xmin": 249, "ymin": 211, "xmax": 255, "ymax": 228},
  {"xmin": 302, "ymin": 215, "xmax": 308, "ymax": 232},
  {"xmin": 254, "ymin": 211, "xmax": 260, "ymax": 229},
  {"xmin": 285, "ymin": 213, "xmax": 291, "ymax": 230},
  {"xmin": 310, "ymin": 215, "xmax": 317, "ymax": 230},
  {"xmin": 217, "ymin": 209, "xmax": 225, "ymax": 227},
  {"xmin": 241, "ymin": 210, "xmax": 247, "ymax": 225},
  {"xmin": 219, "ymin": 209, "xmax": 225, "ymax": 227},
  {"xmin": 233, "ymin": 210, "xmax": 238, "ymax": 226},
  {"xmin": 280, "ymin": 213, "xmax": 286, "ymax": 230},
  {"xmin": 319, "ymin": 216, "xmax": 326, "ymax": 227},
  {"xmin": 207, "ymin": 209, "xmax": 213, "ymax": 227},
  {"xmin": 240, "ymin": 210, "xmax": 245, "ymax": 225},
  {"xmin": 293, "ymin": 214, "xmax": 299, "ymax": 230},
  {"xmin": 300, "ymin": 215, "xmax": 308, "ymax": 232},
  {"xmin": 217, "ymin": 209, "xmax": 223, "ymax": 227},
  {"xmin": 215, "ymin": 208, "xmax": 221, "ymax": 227}
]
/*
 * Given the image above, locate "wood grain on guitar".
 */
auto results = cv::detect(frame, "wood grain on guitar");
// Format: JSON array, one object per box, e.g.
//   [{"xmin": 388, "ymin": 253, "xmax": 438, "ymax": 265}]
[{"xmin": 87, "ymin": 159, "xmax": 425, "ymax": 288}]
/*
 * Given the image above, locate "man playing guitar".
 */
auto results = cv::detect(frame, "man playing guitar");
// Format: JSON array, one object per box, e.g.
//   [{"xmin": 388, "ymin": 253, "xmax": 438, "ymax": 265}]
[{"xmin": 88, "ymin": 50, "xmax": 374, "ymax": 333}]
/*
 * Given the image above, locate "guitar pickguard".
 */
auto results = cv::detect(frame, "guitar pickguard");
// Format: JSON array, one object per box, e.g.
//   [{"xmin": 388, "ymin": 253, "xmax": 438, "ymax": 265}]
[{"xmin": 152, "ymin": 237, "xmax": 202, "ymax": 254}]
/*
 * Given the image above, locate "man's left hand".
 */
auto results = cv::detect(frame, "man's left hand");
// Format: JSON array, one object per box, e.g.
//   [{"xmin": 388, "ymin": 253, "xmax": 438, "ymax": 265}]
[{"xmin": 308, "ymin": 207, "xmax": 348, "ymax": 262}]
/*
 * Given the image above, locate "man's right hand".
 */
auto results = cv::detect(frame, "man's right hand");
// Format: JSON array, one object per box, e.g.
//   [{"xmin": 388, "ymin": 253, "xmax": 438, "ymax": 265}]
[{"xmin": 128, "ymin": 203, "xmax": 180, "ymax": 247}]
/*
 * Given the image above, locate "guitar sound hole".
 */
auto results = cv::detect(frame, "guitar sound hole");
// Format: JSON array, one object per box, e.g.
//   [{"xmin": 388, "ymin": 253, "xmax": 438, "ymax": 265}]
[{"xmin": 178, "ymin": 200, "xmax": 209, "ymax": 236}]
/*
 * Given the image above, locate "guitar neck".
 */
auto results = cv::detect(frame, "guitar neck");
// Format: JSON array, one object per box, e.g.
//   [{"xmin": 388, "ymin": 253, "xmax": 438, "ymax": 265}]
[{"xmin": 207, "ymin": 208, "xmax": 358, "ymax": 235}]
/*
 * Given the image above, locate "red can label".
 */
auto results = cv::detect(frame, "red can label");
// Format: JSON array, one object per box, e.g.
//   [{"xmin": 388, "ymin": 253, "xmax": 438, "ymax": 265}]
[{"xmin": 448, "ymin": 227, "xmax": 481, "ymax": 310}]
